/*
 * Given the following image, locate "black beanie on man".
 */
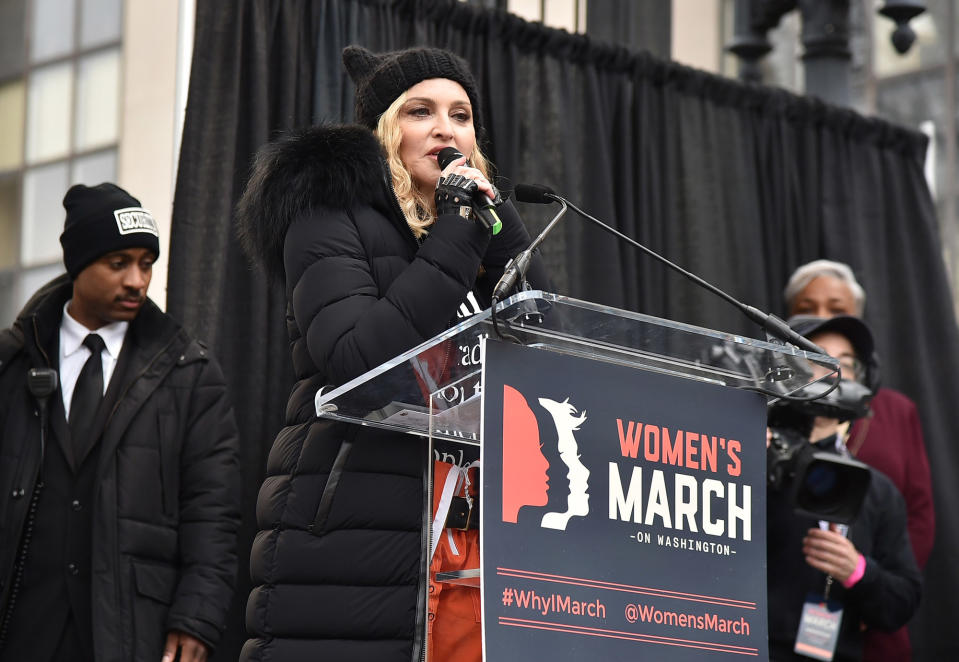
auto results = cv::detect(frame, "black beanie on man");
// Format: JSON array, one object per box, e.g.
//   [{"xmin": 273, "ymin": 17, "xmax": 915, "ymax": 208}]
[
  {"xmin": 342, "ymin": 45, "xmax": 483, "ymax": 132},
  {"xmin": 59, "ymin": 183, "xmax": 160, "ymax": 279}
]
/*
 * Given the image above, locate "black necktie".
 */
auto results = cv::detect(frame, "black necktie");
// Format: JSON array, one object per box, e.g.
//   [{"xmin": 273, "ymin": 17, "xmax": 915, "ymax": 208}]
[{"xmin": 69, "ymin": 334, "xmax": 106, "ymax": 448}]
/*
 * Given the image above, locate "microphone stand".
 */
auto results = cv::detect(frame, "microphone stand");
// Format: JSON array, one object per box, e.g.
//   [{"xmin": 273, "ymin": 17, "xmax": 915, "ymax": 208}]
[
  {"xmin": 540, "ymin": 192, "xmax": 826, "ymax": 356},
  {"xmin": 489, "ymin": 198, "xmax": 568, "ymax": 342},
  {"xmin": 500, "ymin": 185, "xmax": 841, "ymax": 402},
  {"xmin": 489, "ymin": 185, "xmax": 838, "ymax": 403}
]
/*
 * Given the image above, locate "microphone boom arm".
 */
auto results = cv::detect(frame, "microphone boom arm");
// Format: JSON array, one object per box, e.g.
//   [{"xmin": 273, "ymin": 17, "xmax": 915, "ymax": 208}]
[
  {"xmin": 538, "ymin": 192, "xmax": 825, "ymax": 356},
  {"xmin": 491, "ymin": 198, "xmax": 567, "ymax": 302}
]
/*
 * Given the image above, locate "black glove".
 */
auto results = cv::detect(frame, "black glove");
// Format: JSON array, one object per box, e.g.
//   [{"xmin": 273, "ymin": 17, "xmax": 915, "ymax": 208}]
[{"xmin": 435, "ymin": 173, "xmax": 479, "ymax": 219}]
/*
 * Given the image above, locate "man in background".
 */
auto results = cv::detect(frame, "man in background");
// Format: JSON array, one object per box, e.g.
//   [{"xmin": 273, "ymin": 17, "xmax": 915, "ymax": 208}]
[
  {"xmin": 784, "ymin": 259, "xmax": 934, "ymax": 661},
  {"xmin": 0, "ymin": 183, "xmax": 240, "ymax": 662}
]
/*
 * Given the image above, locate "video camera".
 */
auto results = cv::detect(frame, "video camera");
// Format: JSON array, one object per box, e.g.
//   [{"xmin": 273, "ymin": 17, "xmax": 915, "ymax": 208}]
[{"xmin": 766, "ymin": 375, "xmax": 873, "ymax": 525}]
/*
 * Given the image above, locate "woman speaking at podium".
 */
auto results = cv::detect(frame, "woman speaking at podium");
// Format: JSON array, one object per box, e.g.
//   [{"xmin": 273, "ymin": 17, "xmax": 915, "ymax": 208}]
[{"xmin": 236, "ymin": 44, "xmax": 545, "ymax": 661}]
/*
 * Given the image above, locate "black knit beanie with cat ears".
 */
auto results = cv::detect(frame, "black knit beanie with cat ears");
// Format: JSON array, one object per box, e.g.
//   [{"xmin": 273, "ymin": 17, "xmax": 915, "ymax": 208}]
[{"xmin": 342, "ymin": 45, "xmax": 483, "ymax": 133}]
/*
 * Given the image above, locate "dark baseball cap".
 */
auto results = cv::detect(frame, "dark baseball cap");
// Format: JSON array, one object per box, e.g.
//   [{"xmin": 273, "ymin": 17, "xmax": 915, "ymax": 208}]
[{"xmin": 787, "ymin": 314, "xmax": 875, "ymax": 361}]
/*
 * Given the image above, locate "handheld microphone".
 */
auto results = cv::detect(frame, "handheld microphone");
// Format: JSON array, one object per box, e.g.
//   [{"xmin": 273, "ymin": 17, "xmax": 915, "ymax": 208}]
[
  {"xmin": 514, "ymin": 183, "xmax": 825, "ymax": 356},
  {"xmin": 437, "ymin": 147, "xmax": 502, "ymax": 235}
]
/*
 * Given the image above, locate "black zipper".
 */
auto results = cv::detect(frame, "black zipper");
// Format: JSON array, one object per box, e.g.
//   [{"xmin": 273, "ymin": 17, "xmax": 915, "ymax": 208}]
[
  {"xmin": 414, "ymin": 449, "xmax": 431, "ymax": 662},
  {"xmin": 0, "ymin": 477, "xmax": 43, "ymax": 649},
  {"xmin": 383, "ymin": 162, "xmax": 432, "ymax": 662},
  {"xmin": 78, "ymin": 329, "xmax": 182, "ymax": 627}
]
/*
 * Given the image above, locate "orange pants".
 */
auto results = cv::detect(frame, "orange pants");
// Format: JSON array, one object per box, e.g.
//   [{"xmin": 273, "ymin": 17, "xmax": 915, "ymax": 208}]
[{"xmin": 428, "ymin": 462, "xmax": 481, "ymax": 662}]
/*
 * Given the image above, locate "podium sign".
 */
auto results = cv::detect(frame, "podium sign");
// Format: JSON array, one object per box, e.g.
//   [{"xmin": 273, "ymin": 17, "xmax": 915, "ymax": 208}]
[
  {"xmin": 481, "ymin": 340, "xmax": 769, "ymax": 660},
  {"xmin": 313, "ymin": 291, "xmax": 837, "ymax": 661}
]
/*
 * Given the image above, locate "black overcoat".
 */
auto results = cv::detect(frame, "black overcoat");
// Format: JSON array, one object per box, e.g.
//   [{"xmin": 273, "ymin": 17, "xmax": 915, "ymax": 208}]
[{"xmin": 0, "ymin": 275, "xmax": 241, "ymax": 660}]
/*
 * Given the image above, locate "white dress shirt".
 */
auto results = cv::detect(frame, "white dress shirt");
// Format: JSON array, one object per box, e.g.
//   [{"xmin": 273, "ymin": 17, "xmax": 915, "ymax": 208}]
[{"xmin": 59, "ymin": 302, "xmax": 129, "ymax": 419}]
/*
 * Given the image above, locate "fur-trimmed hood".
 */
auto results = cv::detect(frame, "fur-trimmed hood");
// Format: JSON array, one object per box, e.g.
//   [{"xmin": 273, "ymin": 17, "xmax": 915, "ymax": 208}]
[{"xmin": 235, "ymin": 124, "xmax": 390, "ymax": 281}]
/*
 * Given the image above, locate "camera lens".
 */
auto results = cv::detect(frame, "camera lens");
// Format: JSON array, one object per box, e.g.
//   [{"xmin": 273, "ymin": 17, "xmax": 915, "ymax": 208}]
[
  {"xmin": 792, "ymin": 455, "xmax": 871, "ymax": 524},
  {"xmin": 803, "ymin": 464, "xmax": 839, "ymax": 499}
]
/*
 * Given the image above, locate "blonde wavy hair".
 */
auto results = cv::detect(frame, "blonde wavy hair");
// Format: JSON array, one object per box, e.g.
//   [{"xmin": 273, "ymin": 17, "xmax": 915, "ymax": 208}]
[{"xmin": 375, "ymin": 90, "xmax": 492, "ymax": 239}]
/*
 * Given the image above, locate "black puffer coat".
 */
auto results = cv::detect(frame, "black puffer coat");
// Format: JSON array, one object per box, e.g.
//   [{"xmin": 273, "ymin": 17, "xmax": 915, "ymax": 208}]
[
  {"xmin": 236, "ymin": 125, "xmax": 543, "ymax": 661},
  {"xmin": 0, "ymin": 275, "xmax": 241, "ymax": 660}
]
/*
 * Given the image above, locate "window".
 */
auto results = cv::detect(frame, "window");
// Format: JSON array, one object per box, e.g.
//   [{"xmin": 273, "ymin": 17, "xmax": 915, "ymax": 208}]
[{"xmin": 0, "ymin": 0, "xmax": 122, "ymax": 325}]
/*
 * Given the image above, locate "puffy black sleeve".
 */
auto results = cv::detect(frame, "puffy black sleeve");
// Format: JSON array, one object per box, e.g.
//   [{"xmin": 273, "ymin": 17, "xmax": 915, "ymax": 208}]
[{"xmin": 285, "ymin": 203, "xmax": 492, "ymax": 384}]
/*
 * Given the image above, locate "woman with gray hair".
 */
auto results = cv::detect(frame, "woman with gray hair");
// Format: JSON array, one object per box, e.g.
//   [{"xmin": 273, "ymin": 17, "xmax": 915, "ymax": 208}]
[{"xmin": 783, "ymin": 259, "xmax": 866, "ymax": 318}]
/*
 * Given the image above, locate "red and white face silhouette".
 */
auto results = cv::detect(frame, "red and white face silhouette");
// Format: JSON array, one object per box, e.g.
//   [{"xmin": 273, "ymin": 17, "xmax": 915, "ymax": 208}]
[
  {"xmin": 502, "ymin": 385, "xmax": 550, "ymax": 523},
  {"xmin": 538, "ymin": 397, "xmax": 590, "ymax": 531}
]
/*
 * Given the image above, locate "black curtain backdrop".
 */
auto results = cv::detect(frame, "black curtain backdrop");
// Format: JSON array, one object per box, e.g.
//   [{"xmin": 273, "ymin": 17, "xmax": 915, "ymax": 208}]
[{"xmin": 169, "ymin": 1, "xmax": 959, "ymax": 659}]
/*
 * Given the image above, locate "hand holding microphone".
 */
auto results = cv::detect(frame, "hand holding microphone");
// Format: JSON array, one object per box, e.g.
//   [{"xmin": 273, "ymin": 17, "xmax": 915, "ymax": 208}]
[{"xmin": 435, "ymin": 147, "xmax": 502, "ymax": 234}]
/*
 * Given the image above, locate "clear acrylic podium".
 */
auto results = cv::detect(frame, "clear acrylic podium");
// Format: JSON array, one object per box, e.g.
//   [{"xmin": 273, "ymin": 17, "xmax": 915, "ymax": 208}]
[
  {"xmin": 314, "ymin": 290, "xmax": 838, "ymax": 439},
  {"xmin": 313, "ymin": 290, "xmax": 837, "ymax": 659}
]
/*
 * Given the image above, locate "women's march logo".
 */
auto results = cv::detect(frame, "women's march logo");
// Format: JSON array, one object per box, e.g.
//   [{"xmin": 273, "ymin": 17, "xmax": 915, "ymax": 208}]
[{"xmin": 502, "ymin": 385, "xmax": 590, "ymax": 530}]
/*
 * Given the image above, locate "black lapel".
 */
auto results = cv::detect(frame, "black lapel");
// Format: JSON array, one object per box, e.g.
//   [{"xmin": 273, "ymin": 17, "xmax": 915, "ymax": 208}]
[{"xmin": 49, "ymin": 388, "xmax": 75, "ymax": 472}]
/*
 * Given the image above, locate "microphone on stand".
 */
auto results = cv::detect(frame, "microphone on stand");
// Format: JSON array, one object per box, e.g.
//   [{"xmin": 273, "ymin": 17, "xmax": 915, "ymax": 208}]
[{"xmin": 511, "ymin": 184, "xmax": 825, "ymax": 355}]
